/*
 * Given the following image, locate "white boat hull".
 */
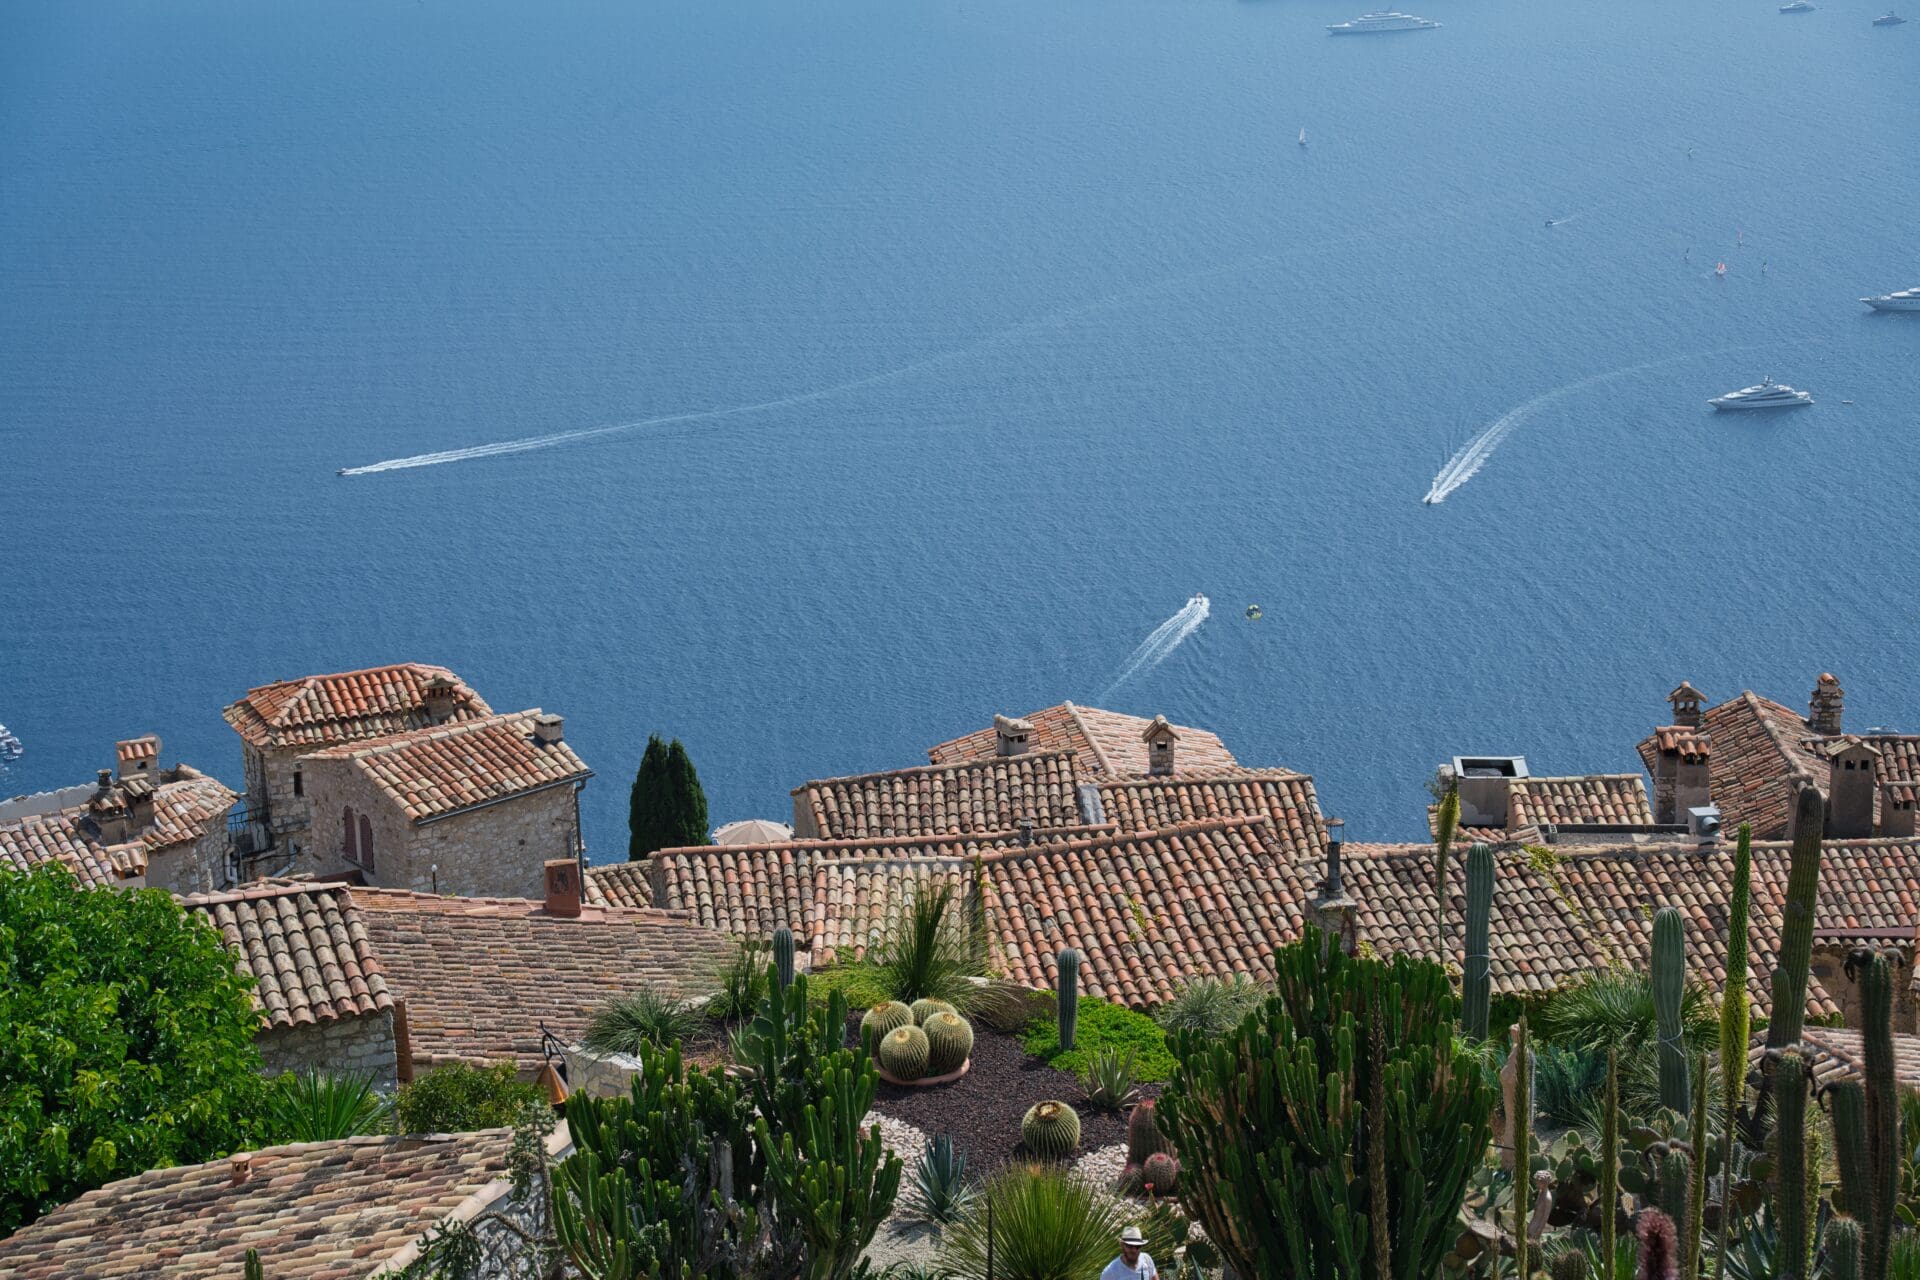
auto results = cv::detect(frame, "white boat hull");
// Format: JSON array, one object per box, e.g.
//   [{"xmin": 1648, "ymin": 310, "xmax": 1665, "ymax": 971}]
[
  {"xmin": 1863, "ymin": 295, "xmax": 1920, "ymax": 312},
  {"xmin": 1709, "ymin": 396, "xmax": 1813, "ymax": 410}
]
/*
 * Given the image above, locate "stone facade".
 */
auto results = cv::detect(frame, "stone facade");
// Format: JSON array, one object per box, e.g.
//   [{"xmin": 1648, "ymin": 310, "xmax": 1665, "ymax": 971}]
[
  {"xmin": 241, "ymin": 742, "xmax": 317, "ymax": 864},
  {"xmin": 256, "ymin": 1008, "xmax": 399, "ymax": 1091},
  {"xmin": 144, "ymin": 819, "xmax": 237, "ymax": 897}
]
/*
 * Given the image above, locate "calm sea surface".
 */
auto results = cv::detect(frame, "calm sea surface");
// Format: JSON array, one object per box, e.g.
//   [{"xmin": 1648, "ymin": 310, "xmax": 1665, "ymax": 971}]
[{"xmin": 4, "ymin": 0, "xmax": 1917, "ymax": 847}]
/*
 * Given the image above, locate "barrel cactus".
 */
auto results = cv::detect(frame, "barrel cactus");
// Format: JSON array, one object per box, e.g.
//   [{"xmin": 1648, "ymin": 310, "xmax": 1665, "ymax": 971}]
[
  {"xmin": 861, "ymin": 1001, "xmax": 913, "ymax": 1047},
  {"xmin": 772, "ymin": 926, "xmax": 796, "ymax": 992},
  {"xmin": 1021, "ymin": 1100, "xmax": 1081, "ymax": 1159},
  {"xmin": 878, "ymin": 1025, "xmax": 930, "ymax": 1081},
  {"xmin": 1056, "ymin": 949, "xmax": 1081, "ymax": 1052},
  {"xmin": 923, "ymin": 1011, "xmax": 973, "ymax": 1075},
  {"xmin": 1127, "ymin": 1098, "xmax": 1167, "ymax": 1163},
  {"xmin": 910, "ymin": 997, "xmax": 956, "ymax": 1026},
  {"xmin": 1142, "ymin": 1151, "xmax": 1180, "ymax": 1196}
]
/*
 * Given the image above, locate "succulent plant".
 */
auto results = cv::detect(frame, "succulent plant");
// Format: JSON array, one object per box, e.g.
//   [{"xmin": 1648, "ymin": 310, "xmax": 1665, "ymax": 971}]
[
  {"xmin": 1057, "ymin": 949, "xmax": 1080, "ymax": 1052},
  {"xmin": 1127, "ymin": 1098, "xmax": 1167, "ymax": 1165},
  {"xmin": 877, "ymin": 1025, "xmax": 930, "ymax": 1081},
  {"xmin": 1549, "ymin": 1249, "xmax": 1590, "ymax": 1280},
  {"xmin": 772, "ymin": 926, "xmax": 795, "ymax": 992},
  {"xmin": 910, "ymin": 997, "xmax": 956, "ymax": 1026},
  {"xmin": 861, "ymin": 1001, "xmax": 913, "ymax": 1047},
  {"xmin": 1021, "ymin": 1100, "xmax": 1081, "ymax": 1160},
  {"xmin": 1142, "ymin": 1151, "xmax": 1179, "ymax": 1196},
  {"xmin": 923, "ymin": 1010, "xmax": 973, "ymax": 1076}
]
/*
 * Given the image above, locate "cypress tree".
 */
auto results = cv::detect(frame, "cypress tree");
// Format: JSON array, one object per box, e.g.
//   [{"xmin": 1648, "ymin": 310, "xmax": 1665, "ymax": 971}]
[
  {"xmin": 663, "ymin": 739, "xmax": 710, "ymax": 848},
  {"xmin": 628, "ymin": 735, "xmax": 671, "ymax": 860}
]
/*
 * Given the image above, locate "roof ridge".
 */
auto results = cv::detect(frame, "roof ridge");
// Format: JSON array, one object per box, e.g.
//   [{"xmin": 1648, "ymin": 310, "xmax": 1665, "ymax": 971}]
[
  {"xmin": 1061, "ymin": 702, "xmax": 1118, "ymax": 774},
  {"xmin": 641, "ymin": 822, "xmax": 1120, "ymax": 862},
  {"xmin": 309, "ymin": 709, "xmax": 534, "ymax": 761},
  {"xmin": 790, "ymin": 748, "xmax": 1081, "ymax": 794},
  {"xmin": 1096, "ymin": 770, "xmax": 1307, "ymax": 790},
  {"xmin": 973, "ymin": 814, "xmax": 1268, "ymax": 865},
  {"xmin": 179, "ymin": 878, "xmax": 358, "ymax": 906}
]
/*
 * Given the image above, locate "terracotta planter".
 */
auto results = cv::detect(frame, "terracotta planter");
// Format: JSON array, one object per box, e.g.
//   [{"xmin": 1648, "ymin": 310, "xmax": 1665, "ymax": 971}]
[{"xmin": 876, "ymin": 1057, "xmax": 971, "ymax": 1088}]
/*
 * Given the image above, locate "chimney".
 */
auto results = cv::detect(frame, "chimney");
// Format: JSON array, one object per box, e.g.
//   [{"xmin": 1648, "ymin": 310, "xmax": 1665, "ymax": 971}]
[
  {"xmin": 1141, "ymin": 716, "xmax": 1179, "ymax": 776},
  {"xmin": 1311, "ymin": 818, "xmax": 1357, "ymax": 951},
  {"xmin": 532, "ymin": 713, "xmax": 564, "ymax": 747},
  {"xmin": 115, "ymin": 735, "xmax": 161, "ymax": 779},
  {"xmin": 123, "ymin": 778, "xmax": 157, "ymax": 834},
  {"xmin": 423, "ymin": 675, "xmax": 460, "ymax": 725},
  {"xmin": 88, "ymin": 770, "xmax": 131, "ymax": 845},
  {"xmin": 1667, "ymin": 682, "xmax": 1705, "ymax": 730},
  {"xmin": 647, "ymin": 857, "xmax": 669, "ymax": 908},
  {"xmin": 1811, "ymin": 673, "xmax": 1845, "ymax": 736},
  {"xmin": 230, "ymin": 1154, "xmax": 253, "ymax": 1186},
  {"xmin": 1322, "ymin": 817, "xmax": 1345, "ymax": 897},
  {"xmin": 1882, "ymin": 782, "xmax": 1916, "ymax": 839},
  {"xmin": 543, "ymin": 858, "xmax": 582, "ymax": 918},
  {"xmin": 1018, "ymin": 817, "xmax": 1035, "ymax": 847},
  {"xmin": 1824, "ymin": 738, "xmax": 1878, "ymax": 839},
  {"xmin": 1651, "ymin": 728, "xmax": 1709, "ymax": 825},
  {"xmin": 1452, "ymin": 757, "xmax": 1528, "ymax": 829},
  {"xmin": 994, "ymin": 714, "xmax": 1033, "ymax": 758}
]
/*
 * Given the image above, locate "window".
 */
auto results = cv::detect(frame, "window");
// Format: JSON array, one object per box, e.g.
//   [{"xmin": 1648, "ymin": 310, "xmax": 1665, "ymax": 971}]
[
  {"xmin": 293, "ymin": 768, "xmax": 303, "ymax": 797},
  {"xmin": 358, "ymin": 814, "xmax": 375, "ymax": 875},
  {"xmin": 343, "ymin": 806, "xmax": 358, "ymax": 865}
]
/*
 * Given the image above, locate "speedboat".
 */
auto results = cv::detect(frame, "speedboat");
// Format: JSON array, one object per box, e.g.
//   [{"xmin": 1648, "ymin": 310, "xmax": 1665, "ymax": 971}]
[
  {"xmin": 1708, "ymin": 378, "xmax": 1814, "ymax": 410},
  {"xmin": 1327, "ymin": 11, "xmax": 1441, "ymax": 33},
  {"xmin": 1861, "ymin": 287, "xmax": 1920, "ymax": 311},
  {"xmin": 1780, "ymin": 2, "xmax": 1815, "ymax": 12},
  {"xmin": 1874, "ymin": 11, "xmax": 1907, "ymax": 22}
]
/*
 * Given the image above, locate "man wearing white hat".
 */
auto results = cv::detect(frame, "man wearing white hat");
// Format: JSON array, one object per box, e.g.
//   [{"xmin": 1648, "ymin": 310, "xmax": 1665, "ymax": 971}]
[{"xmin": 1100, "ymin": 1225, "xmax": 1157, "ymax": 1280}]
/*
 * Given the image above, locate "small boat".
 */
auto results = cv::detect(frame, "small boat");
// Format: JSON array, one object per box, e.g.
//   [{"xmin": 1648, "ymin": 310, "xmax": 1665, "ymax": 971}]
[
  {"xmin": 1245, "ymin": 604, "xmax": 1263, "ymax": 620},
  {"xmin": 1873, "ymin": 11, "xmax": 1907, "ymax": 23},
  {"xmin": 1862, "ymin": 287, "xmax": 1920, "ymax": 312},
  {"xmin": 0, "ymin": 723, "xmax": 22, "ymax": 762},
  {"xmin": 1715, "ymin": 262, "xmax": 1728, "ymax": 277},
  {"xmin": 1298, "ymin": 128, "xmax": 1308, "ymax": 146},
  {"xmin": 1780, "ymin": 2, "xmax": 1815, "ymax": 12},
  {"xmin": 1709, "ymin": 378, "xmax": 1814, "ymax": 410}
]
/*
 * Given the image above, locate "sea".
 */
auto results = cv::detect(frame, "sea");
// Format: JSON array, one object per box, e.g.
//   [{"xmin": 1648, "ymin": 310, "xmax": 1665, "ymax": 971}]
[{"xmin": 3, "ymin": 0, "xmax": 1917, "ymax": 849}]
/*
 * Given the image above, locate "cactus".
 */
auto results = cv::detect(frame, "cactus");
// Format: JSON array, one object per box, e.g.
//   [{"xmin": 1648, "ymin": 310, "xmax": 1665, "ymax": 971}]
[
  {"xmin": 1142, "ymin": 1150, "xmax": 1179, "ymax": 1196},
  {"xmin": 1638, "ymin": 1209, "xmax": 1680, "ymax": 1280},
  {"xmin": 910, "ymin": 997, "xmax": 955, "ymax": 1026},
  {"xmin": 1834, "ymin": 1081, "xmax": 1870, "ymax": 1216},
  {"xmin": 877, "ymin": 1025, "xmax": 930, "ymax": 1081},
  {"xmin": 1659, "ymin": 1148, "xmax": 1691, "ymax": 1256},
  {"xmin": 1652, "ymin": 906, "xmax": 1690, "ymax": 1117},
  {"xmin": 772, "ymin": 926, "xmax": 795, "ymax": 992},
  {"xmin": 1056, "ymin": 949, "xmax": 1080, "ymax": 1052},
  {"xmin": 1829, "ymin": 1217, "xmax": 1866, "ymax": 1280},
  {"xmin": 1462, "ymin": 843, "xmax": 1493, "ymax": 1040},
  {"xmin": 1715, "ymin": 824, "xmax": 1753, "ymax": 1280},
  {"xmin": 1776, "ymin": 1050, "xmax": 1811, "ymax": 1280},
  {"xmin": 1511, "ymin": 1016, "xmax": 1532, "ymax": 1280},
  {"xmin": 1687, "ymin": 1052, "xmax": 1708, "ymax": 1280},
  {"xmin": 922, "ymin": 1011, "xmax": 973, "ymax": 1076},
  {"xmin": 245, "ymin": 1250, "xmax": 264, "ymax": 1280},
  {"xmin": 1601, "ymin": 1047, "xmax": 1620, "ymax": 1277},
  {"xmin": 1021, "ymin": 1100, "xmax": 1081, "ymax": 1160},
  {"xmin": 1860, "ymin": 950, "xmax": 1900, "ymax": 1280},
  {"xmin": 1765, "ymin": 786, "xmax": 1827, "ymax": 1050},
  {"xmin": 1551, "ymin": 1250, "xmax": 1591, "ymax": 1280},
  {"xmin": 1434, "ymin": 780, "xmax": 1460, "ymax": 952},
  {"xmin": 1128, "ymin": 1098, "xmax": 1167, "ymax": 1164},
  {"xmin": 861, "ymin": 1001, "xmax": 913, "ymax": 1046}
]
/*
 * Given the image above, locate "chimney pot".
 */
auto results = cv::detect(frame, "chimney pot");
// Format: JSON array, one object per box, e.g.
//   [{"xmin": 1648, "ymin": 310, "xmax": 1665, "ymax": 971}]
[
  {"xmin": 532, "ymin": 713, "xmax": 564, "ymax": 747},
  {"xmin": 422, "ymin": 676, "xmax": 460, "ymax": 725},
  {"xmin": 96, "ymin": 769, "xmax": 113, "ymax": 791},
  {"xmin": 994, "ymin": 714, "xmax": 1033, "ymax": 758},
  {"xmin": 1667, "ymin": 682, "xmax": 1705, "ymax": 730},
  {"xmin": 230, "ymin": 1154, "xmax": 253, "ymax": 1185},
  {"xmin": 1323, "ymin": 818, "xmax": 1345, "ymax": 897},
  {"xmin": 1811, "ymin": 673, "xmax": 1845, "ymax": 736},
  {"xmin": 543, "ymin": 858, "xmax": 582, "ymax": 917},
  {"xmin": 1018, "ymin": 817, "xmax": 1035, "ymax": 847},
  {"xmin": 1141, "ymin": 715, "xmax": 1179, "ymax": 776}
]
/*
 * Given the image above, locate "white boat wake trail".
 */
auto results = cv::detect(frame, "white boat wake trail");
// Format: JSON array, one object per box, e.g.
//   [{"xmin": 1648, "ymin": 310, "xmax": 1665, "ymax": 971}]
[
  {"xmin": 1101, "ymin": 595, "xmax": 1210, "ymax": 698},
  {"xmin": 1423, "ymin": 347, "xmax": 1755, "ymax": 504}
]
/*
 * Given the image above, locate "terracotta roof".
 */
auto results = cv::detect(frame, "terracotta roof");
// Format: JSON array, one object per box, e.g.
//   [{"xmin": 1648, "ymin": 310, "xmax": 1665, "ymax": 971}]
[
  {"xmin": 809, "ymin": 856, "xmax": 976, "ymax": 962},
  {"xmin": 1805, "ymin": 734, "xmax": 1920, "ymax": 806},
  {"xmin": 1652, "ymin": 727, "xmax": 1712, "ymax": 757},
  {"xmin": 926, "ymin": 703, "xmax": 1241, "ymax": 776},
  {"xmin": 0, "ymin": 810, "xmax": 128, "ymax": 888},
  {"xmin": 1095, "ymin": 772, "xmax": 1322, "ymax": 848},
  {"xmin": 182, "ymin": 881, "xmax": 391, "ymax": 1031},
  {"xmin": 1426, "ymin": 808, "xmax": 1515, "ymax": 845},
  {"xmin": 1746, "ymin": 1027, "xmax": 1920, "ymax": 1093},
  {"xmin": 1637, "ymin": 692, "xmax": 1826, "ymax": 838},
  {"xmin": 303, "ymin": 712, "xmax": 591, "ymax": 823},
  {"xmin": 223, "ymin": 663, "xmax": 491, "ymax": 751},
  {"xmin": 0, "ymin": 773, "xmax": 234, "ymax": 888},
  {"xmin": 1509, "ymin": 775, "xmax": 1655, "ymax": 830},
  {"xmin": 115, "ymin": 736, "xmax": 160, "ymax": 768},
  {"xmin": 0, "ymin": 1130, "xmax": 520, "ymax": 1279},
  {"xmin": 350, "ymin": 886, "xmax": 734, "ymax": 1072},
  {"xmin": 793, "ymin": 751, "xmax": 1089, "ymax": 840},
  {"xmin": 143, "ymin": 774, "xmax": 236, "ymax": 851}
]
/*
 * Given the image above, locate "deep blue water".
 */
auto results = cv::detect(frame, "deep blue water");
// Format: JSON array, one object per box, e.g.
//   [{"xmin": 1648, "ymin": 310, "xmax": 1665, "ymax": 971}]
[{"xmin": 4, "ymin": 0, "xmax": 1917, "ymax": 849}]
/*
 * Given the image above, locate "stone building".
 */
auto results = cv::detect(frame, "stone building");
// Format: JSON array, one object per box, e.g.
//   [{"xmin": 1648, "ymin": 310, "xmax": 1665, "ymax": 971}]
[
  {"xmin": 0, "ymin": 736, "xmax": 235, "ymax": 893},
  {"xmin": 221, "ymin": 663, "xmax": 492, "ymax": 875},
  {"xmin": 298, "ymin": 710, "xmax": 592, "ymax": 900}
]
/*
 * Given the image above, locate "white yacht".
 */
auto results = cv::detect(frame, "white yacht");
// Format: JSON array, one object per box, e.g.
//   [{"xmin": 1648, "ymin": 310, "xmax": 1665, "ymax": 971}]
[
  {"xmin": 1328, "ymin": 11, "xmax": 1441, "ymax": 33},
  {"xmin": 1708, "ymin": 378, "xmax": 1814, "ymax": 410},
  {"xmin": 1862, "ymin": 287, "xmax": 1920, "ymax": 311},
  {"xmin": 1780, "ymin": 2, "xmax": 1816, "ymax": 12},
  {"xmin": 1873, "ymin": 10, "xmax": 1907, "ymax": 22}
]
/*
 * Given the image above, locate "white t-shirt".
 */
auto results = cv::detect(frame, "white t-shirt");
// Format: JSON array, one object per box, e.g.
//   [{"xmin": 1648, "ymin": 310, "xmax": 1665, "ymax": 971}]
[{"xmin": 1100, "ymin": 1252, "xmax": 1158, "ymax": 1280}]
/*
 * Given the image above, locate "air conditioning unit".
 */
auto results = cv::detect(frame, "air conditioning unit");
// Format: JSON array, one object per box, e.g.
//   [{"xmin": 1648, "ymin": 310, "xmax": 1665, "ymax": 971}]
[{"xmin": 1687, "ymin": 805, "xmax": 1723, "ymax": 841}]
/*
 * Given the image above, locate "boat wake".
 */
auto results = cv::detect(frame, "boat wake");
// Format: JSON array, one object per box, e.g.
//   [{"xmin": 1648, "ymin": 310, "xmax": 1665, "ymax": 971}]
[{"xmin": 1101, "ymin": 595, "xmax": 1210, "ymax": 698}]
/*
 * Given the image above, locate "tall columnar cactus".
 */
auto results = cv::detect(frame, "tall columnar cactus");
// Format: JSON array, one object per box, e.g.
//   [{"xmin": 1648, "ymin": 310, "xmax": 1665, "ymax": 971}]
[
  {"xmin": 1835, "ymin": 1082, "xmax": 1871, "ymax": 1218},
  {"xmin": 1601, "ymin": 1047, "xmax": 1620, "ymax": 1276},
  {"xmin": 1829, "ymin": 1218, "xmax": 1867, "ymax": 1280},
  {"xmin": 1776, "ymin": 1051, "xmax": 1812, "ymax": 1280},
  {"xmin": 1860, "ymin": 951, "xmax": 1900, "ymax": 1280},
  {"xmin": 1158, "ymin": 924, "xmax": 1497, "ymax": 1280},
  {"xmin": 1659, "ymin": 1148, "xmax": 1692, "ymax": 1247},
  {"xmin": 1511, "ymin": 1016, "xmax": 1532, "ymax": 1280},
  {"xmin": 1434, "ymin": 781, "xmax": 1460, "ymax": 952},
  {"xmin": 772, "ymin": 926, "xmax": 795, "ymax": 993},
  {"xmin": 1688, "ymin": 1052, "xmax": 1709, "ymax": 1280},
  {"xmin": 1652, "ymin": 907, "xmax": 1690, "ymax": 1117},
  {"xmin": 1639, "ymin": 1210, "xmax": 1680, "ymax": 1280},
  {"xmin": 1462, "ymin": 842, "xmax": 1494, "ymax": 1040},
  {"xmin": 245, "ymin": 1250, "xmax": 264, "ymax": 1280},
  {"xmin": 1765, "ymin": 786, "xmax": 1827, "ymax": 1050},
  {"xmin": 1056, "ymin": 948, "xmax": 1080, "ymax": 1052},
  {"xmin": 1715, "ymin": 824, "xmax": 1753, "ymax": 1280}
]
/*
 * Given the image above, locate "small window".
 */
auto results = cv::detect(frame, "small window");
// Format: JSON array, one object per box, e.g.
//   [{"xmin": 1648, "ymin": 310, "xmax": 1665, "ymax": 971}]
[
  {"xmin": 293, "ymin": 769, "xmax": 303, "ymax": 797},
  {"xmin": 343, "ymin": 806, "xmax": 358, "ymax": 865},
  {"xmin": 358, "ymin": 814, "xmax": 375, "ymax": 875}
]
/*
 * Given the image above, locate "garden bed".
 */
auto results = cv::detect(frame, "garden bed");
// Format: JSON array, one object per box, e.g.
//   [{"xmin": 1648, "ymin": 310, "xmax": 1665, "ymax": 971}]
[{"xmin": 865, "ymin": 1020, "xmax": 1159, "ymax": 1172}]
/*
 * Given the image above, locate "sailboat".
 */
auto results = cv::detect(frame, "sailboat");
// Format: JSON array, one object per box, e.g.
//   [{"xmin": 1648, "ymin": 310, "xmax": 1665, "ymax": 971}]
[{"xmin": 1298, "ymin": 128, "xmax": 1307, "ymax": 147}]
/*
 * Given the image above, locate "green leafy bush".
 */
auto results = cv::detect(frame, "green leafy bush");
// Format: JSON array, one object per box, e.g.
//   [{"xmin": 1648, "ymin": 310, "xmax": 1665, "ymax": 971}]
[
  {"xmin": 394, "ymin": 1062, "xmax": 547, "ymax": 1134},
  {"xmin": 1020, "ymin": 998, "xmax": 1176, "ymax": 1082},
  {"xmin": 582, "ymin": 986, "xmax": 700, "ymax": 1055},
  {"xmin": 264, "ymin": 1070, "xmax": 393, "ymax": 1142},
  {"xmin": 807, "ymin": 961, "xmax": 892, "ymax": 1013},
  {"xmin": 0, "ymin": 865, "xmax": 270, "ymax": 1235}
]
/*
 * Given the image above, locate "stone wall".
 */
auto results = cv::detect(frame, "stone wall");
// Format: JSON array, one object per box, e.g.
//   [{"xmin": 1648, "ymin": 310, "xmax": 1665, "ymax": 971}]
[
  {"xmin": 257, "ymin": 1008, "xmax": 399, "ymax": 1091},
  {"xmin": 145, "ymin": 821, "xmax": 234, "ymax": 897}
]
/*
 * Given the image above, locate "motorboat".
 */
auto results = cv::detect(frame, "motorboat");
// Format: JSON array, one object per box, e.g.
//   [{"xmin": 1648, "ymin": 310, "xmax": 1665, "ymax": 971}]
[
  {"xmin": 1245, "ymin": 604, "xmax": 1263, "ymax": 620},
  {"xmin": 1874, "ymin": 11, "xmax": 1907, "ymax": 22},
  {"xmin": 1861, "ymin": 287, "xmax": 1920, "ymax": 311},
  {"xmin": 1327, "ymin": 11, "xmax": 1441, "ymax": 33},
  {"xmin": 1780, "ymin": 2, "xmax": 1815, "ymax": 12},
  {"xmin": 1299, "ymin": 128, "xmax": 1308, "ymax": 146},
  {"xmin": 1708, "ymin": 378, "xmax": 1814, "ymax": 410}
]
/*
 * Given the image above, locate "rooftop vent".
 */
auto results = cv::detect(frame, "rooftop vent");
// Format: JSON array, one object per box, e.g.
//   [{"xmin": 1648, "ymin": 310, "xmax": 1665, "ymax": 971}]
[
  {"xmin": 1450, "ymin": 756, "xmax": 1529, "ymax": 829},
  {"xmin": 1687, "ymin": 805, "xmax": 1723, "ymax": 842}
]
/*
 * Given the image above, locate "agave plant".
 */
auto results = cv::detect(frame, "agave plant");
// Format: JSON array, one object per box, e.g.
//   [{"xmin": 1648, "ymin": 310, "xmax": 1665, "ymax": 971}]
[
  {"xmin": 581, "ymin": 986, "xmax": 700, "ymax": 1056},
  {"xmin": 941, "ymin": 1165, "xmax": 1132, "ymax": 1280},
  {"xmin": 1081, "ymin": 1045, "xmax": 1139, "ymax": 1112},
  {"xmin": 873, "ymin": 883, "xmax": 978, "ymax": 1011},
  {"xmin": 707, "ymin": 939, "xmax": 770, "ymax": 1023},
  {"xmin": 907, "ymin": 1134, "xmax": 976, "ymax": 1226},
  {"xmin": 1153, "ymin": 973, "xmax": 1267, "ymax": 1037},
  {"xmin": 265, "ymin": 1069, "xmax": 393, "ymax": 1142}
]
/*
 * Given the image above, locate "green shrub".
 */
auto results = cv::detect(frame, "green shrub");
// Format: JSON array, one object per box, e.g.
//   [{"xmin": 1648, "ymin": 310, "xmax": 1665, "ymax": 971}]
[
  {"xmin": 941, "ymin": 1165, "xmax": 1130, "ymax": 1280},
  {"xmin": 0, "ymin": 865, "xmax": 270, "ymax": 1235},
  {"xmin": 873, "ymin": 884, "xmax": 979, "ymax": 1011},
  {"xmin": 807, "ymin": 962, "xmax": 892, "ymax": 1013},
  {"xmin": 394, "ymin": 1062, "xmax": 547, "ymax": 1134},
  {"xmin": 1154, "ymin": 974, "xmax": 1267, "ymax": 1037},
  {"xmin": 582, "ymin": 986, "xmax": 700, "ymax": 1055},
  {"xmin": 264, "ymin": 1070, "xmax": 393, "ymax": 1142},
  {"xmin": 1020, "ymin": 998, "xmax": 1176, "ymax": 1082}
]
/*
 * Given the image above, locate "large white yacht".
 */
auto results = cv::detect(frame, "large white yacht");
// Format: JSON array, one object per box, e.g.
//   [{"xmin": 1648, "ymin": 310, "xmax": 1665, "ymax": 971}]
[
  {"xmin": 1873, "ymin": 11, "xmax": 1907, "ymax": 22},
  {"xmin": 1862, "ymin": 287, "xmax": 1920, "ymax": 311},
  {"xmin": 1709, "ymin": 378, "xmax": 1814, "ymax": 410},
  {"xmin": 1780, "ymin": 2, "xmax": 1816, "ymax": 12},
  {"xmin": 1328, "ymin": 11, "xmax": 1441, "ymax": 33}
]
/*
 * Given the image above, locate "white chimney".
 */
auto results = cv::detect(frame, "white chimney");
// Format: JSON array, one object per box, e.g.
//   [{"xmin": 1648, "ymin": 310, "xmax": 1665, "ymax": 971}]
[
  {"xmin": 532, "ymin": 713, "xmax": 564, "ymax": 747},
  {"xmin": 1451, "ymin": 756, "xmax": 1529, "ymax": 829}
]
